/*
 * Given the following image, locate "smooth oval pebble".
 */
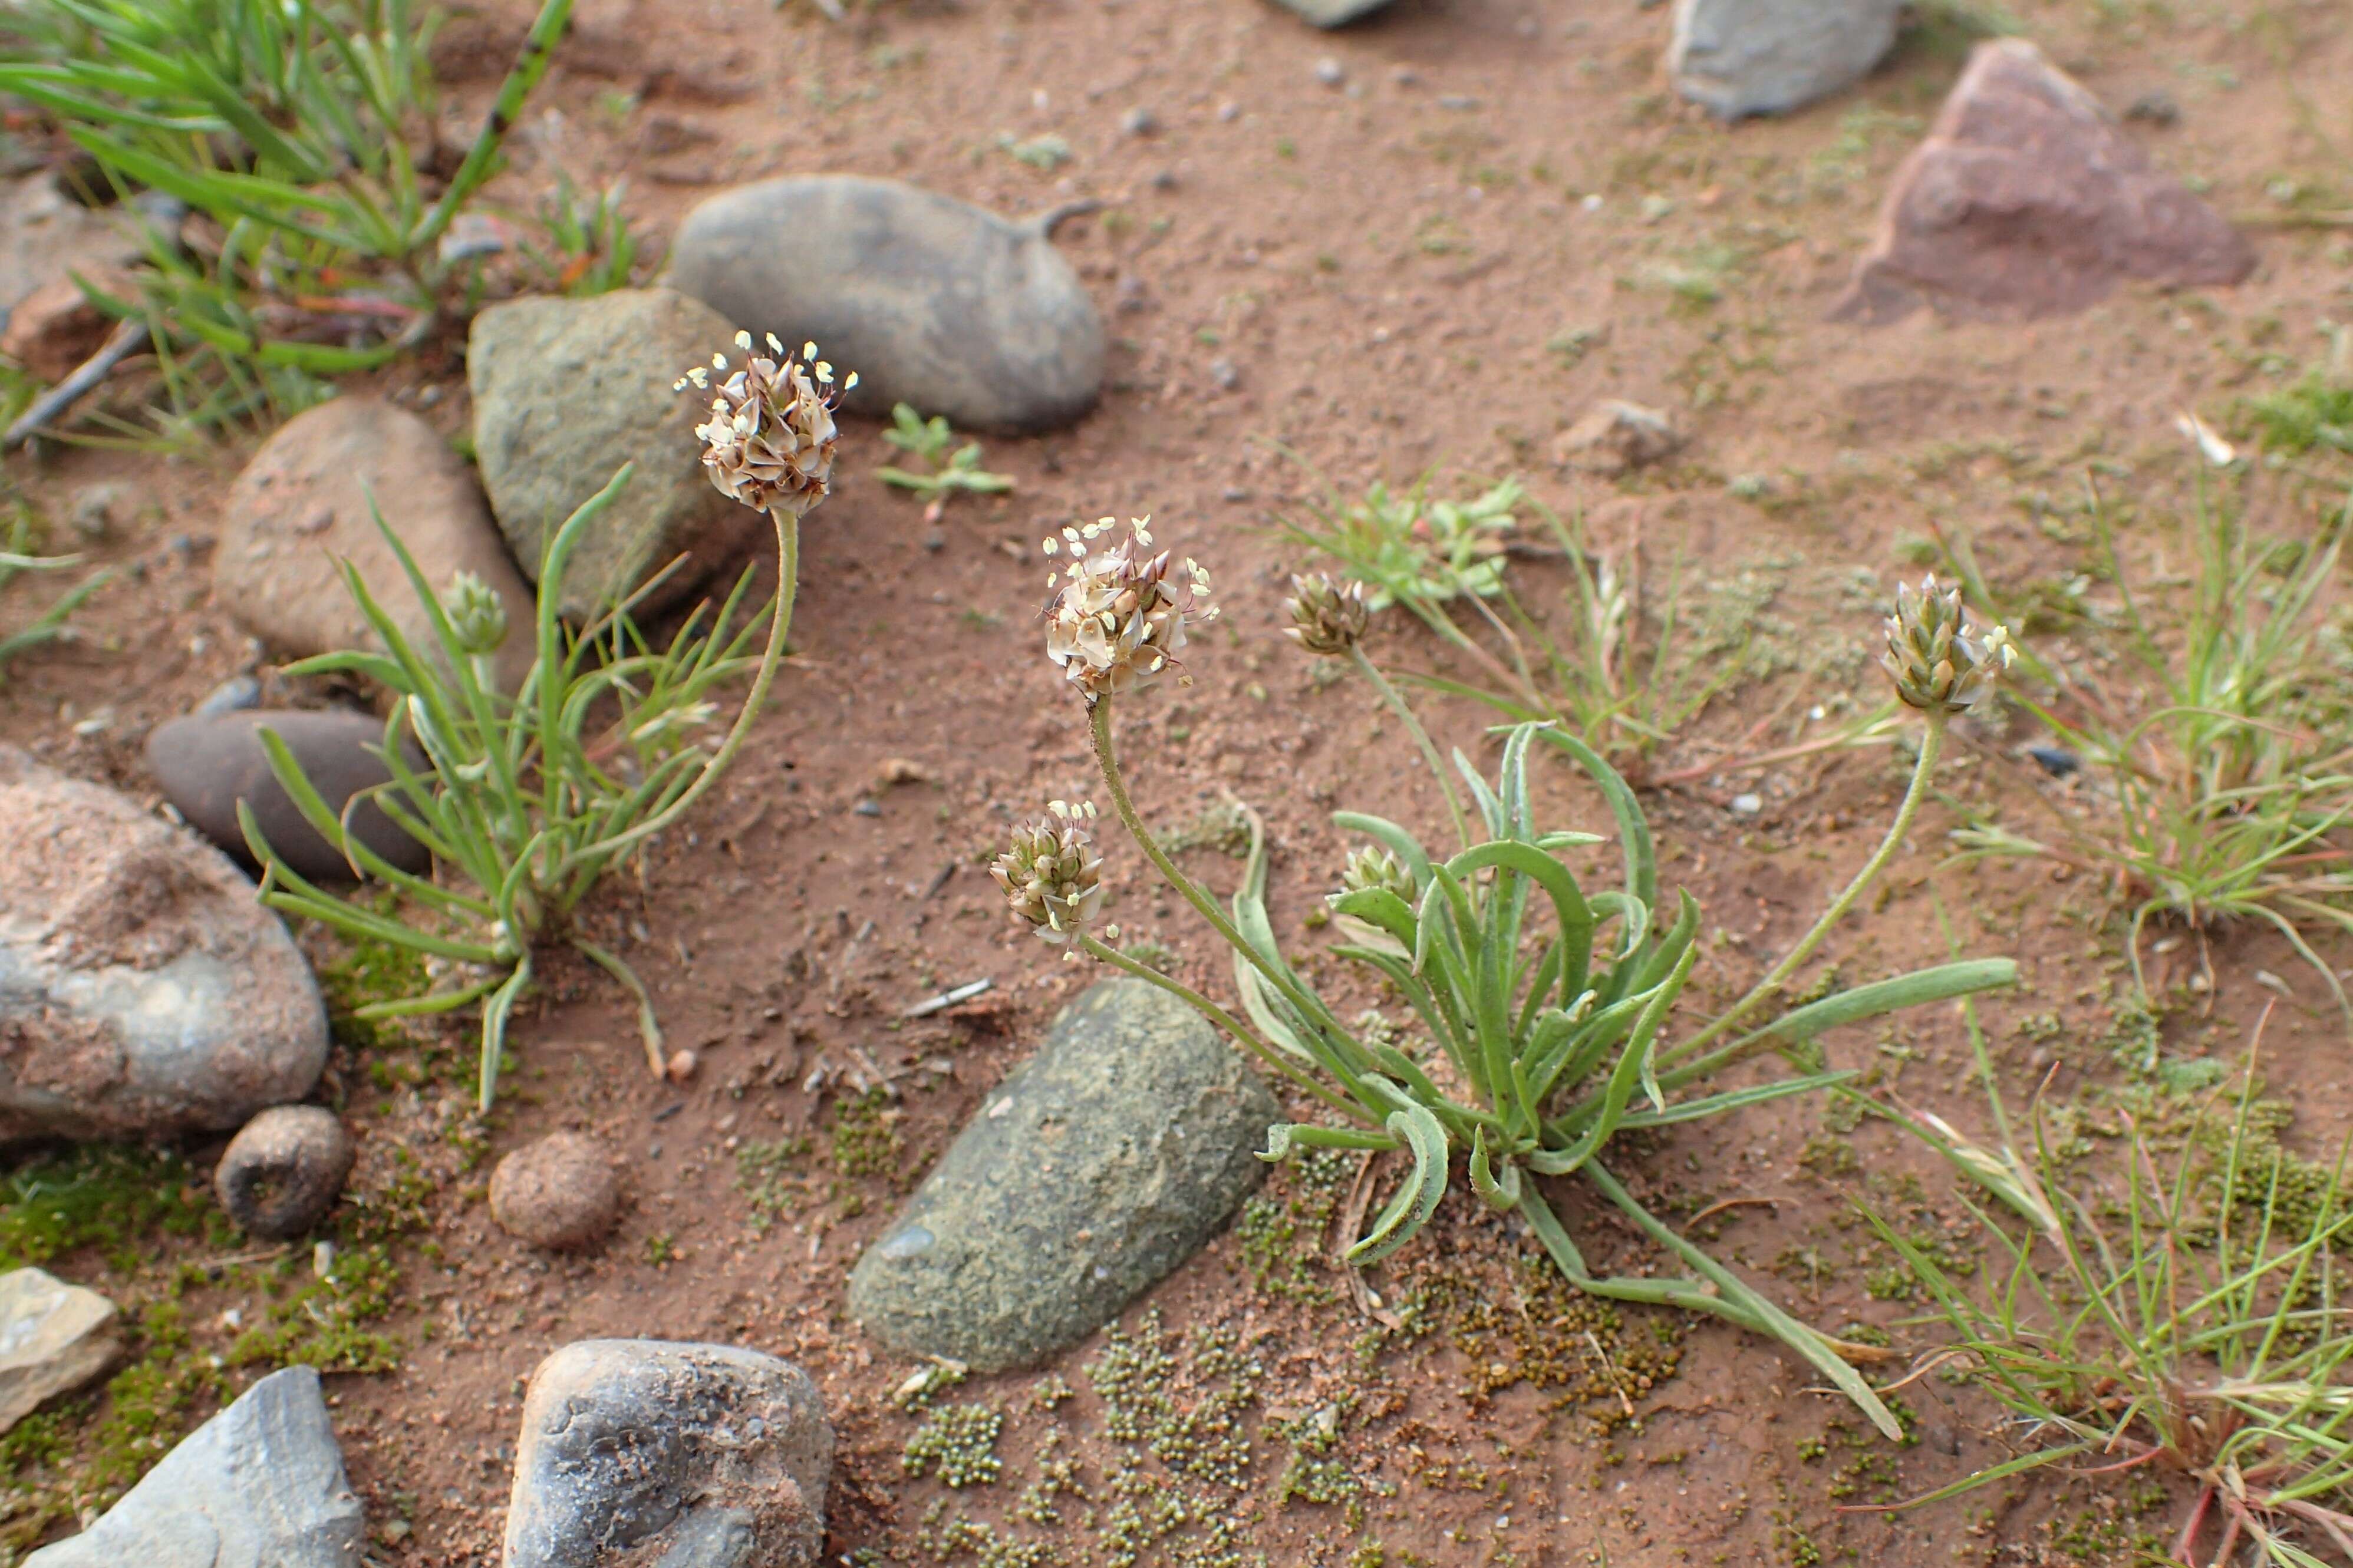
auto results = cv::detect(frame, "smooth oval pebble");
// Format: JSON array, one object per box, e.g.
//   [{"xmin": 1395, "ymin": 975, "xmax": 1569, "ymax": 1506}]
[
  {"xmin": 147, "ymin": 709, "xmax": 426, "ymax": 884},
  {"xmin": 663, "ymin": 176, "xmax": 1105, "ymax": 435},
  {"xmin": 490, "ymin": 1132, "xmax": 621, "ymax": 1251},
  {"xmin": 214, "ymin": 1105, "xmax": 354, "ymax": 1240}
]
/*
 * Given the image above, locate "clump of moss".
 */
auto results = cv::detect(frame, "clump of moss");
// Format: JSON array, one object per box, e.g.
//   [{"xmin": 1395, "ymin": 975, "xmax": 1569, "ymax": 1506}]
[
  {"xmin": 1234, "ymin": 1147, "xmax": 1349, "ymax": 1304},
  {"xmin": 903, "ymin": 1403, "xmax": 1004, "ymax": 1488},
  {"xmin": 314, "ymin": 925, "xmax": 432, "ymax": 1057},
  {"xmin": 1087, "ymin": 1313, "xmax": 1262, "ymax": 1488},
  {"xmin": 1418, "ymin": 1252, "xmax": 1683, "ymax": 1433},
  {"xmin": 0, "ymin": 1146, "xmax": 228, "ymax": 1273},
  {"xmin": 734, "ymin": 1134, "xmax": 812, "ymax": 1235},
  {"xmin": 2242, "ymin": 370, "xmax": 2353, "ymax": 457},
  {"xmin": 831, "ymin": 1088, "xmax": 905, "ymax": 1181},
  {"xmin": 226, "ymin": 1243, "xmax": 403, "ymax": 1373},
  {"xmin": 1011, "ymin": 1424, "xmax": 1087, "ymax": 1525},
  {"xmin": 914, "ymin": 1507, "xmax": 1062, "ymax": 1566}
]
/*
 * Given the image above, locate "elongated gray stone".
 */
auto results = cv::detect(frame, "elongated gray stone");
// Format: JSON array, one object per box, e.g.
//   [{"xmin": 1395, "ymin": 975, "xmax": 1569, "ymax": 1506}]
[
  {"xmin": 25, "ymin": 1365, "xmax": 363, "ymax": 1567},
  {"xmin": 848, "ymin": 978, "xmax": 1277, "ymax": 1371},
  {"xmin": 1271, "ymin": 0, "xmax": 1396, "ymax": 24},
  {"xmin": 663, "ymin": 176, "xmax": 1104, "ymax": 434}
]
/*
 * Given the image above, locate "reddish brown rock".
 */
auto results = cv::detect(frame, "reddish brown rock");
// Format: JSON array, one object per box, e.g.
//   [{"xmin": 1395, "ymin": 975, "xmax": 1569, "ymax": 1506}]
[
  {"xmin": 490, "ymin": 1133, "xmax": 622, "ymax": 1250},
  {"xmin": 216, "ymin": 397, "xmax": 535, "ymax": 690},
  {"xmin": 0, "ymin": 269, "xmax": 128, "ymax": 384},
  {"xmin": 1835, "ymin": 39, "xmax": 2255, "ymax": 323}
]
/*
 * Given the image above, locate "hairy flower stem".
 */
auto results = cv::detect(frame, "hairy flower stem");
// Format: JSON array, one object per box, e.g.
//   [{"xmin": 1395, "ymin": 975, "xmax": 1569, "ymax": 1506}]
[
  {"xmin": 1086, "ymin": 699, "xmax": 1344, "ymax": 1048},
  {"xmin": 1668, "ymin": 712, "xmax": 1948, "ymax": 1067},
  {"xmin": 567, "ymin": 510, "xmax": 797, "ymax": 879},
  {"xmin": 1349, "ymin": 644, "xmax": 1470, "ymax": 850},
  {"xmin": 1075, "ymin": 934, "xmax": 1376, "ymax": 1126}
]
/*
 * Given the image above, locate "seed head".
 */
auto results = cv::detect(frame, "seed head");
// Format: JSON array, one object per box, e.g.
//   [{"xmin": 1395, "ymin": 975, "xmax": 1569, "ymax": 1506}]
[
  {"xmin": 1283, "ymin": 573, "xmax": 1369, "ymax": 656},
  {"xmin": 990, "ymin": 800, "xmax": 1107, "ymax": 945},
  {"xmin": 675, "ymin": 332, "xmax": 856, "ymax": 519},
  {"xmin": 1041, "ymin": 517, "xmax": 1216, "ymax": 703},
  {"xmin": 1881, "ymin": 574, "xmax": 2013, "ymax": 714},
  {"xmin": 1337, "ymin": 844, "xmax": 1417, "ymax": 903},
  {"xmin": 441, "ymin": 570, "xmax": 508, "ymax": 657}
]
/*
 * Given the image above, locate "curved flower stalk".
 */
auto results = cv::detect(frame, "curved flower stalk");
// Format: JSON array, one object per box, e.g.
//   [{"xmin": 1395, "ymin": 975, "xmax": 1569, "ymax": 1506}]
[
  {"xmin": 240, "ymin": 336, "xmax": 849, "ymax": 1110},
  {"xmin": 1014, "ymin": 546, "xmax": 2019, "ymax": 1440}
]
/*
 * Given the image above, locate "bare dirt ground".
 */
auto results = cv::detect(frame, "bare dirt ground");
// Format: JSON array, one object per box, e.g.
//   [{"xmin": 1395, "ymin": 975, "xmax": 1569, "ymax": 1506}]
[{"xmin": 5, "ymin": 0, "xmax": 2352, "ymax": 1563}]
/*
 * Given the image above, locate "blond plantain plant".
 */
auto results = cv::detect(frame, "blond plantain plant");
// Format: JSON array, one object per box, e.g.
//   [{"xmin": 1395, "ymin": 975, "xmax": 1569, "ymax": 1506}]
[
  {"xmin": 991, "ymin": 530, "xmax": 2020, "ymax": 1438},
  {"xmin": 243, "ymin": 334, "xmax": 852, "ymax": 1108}
]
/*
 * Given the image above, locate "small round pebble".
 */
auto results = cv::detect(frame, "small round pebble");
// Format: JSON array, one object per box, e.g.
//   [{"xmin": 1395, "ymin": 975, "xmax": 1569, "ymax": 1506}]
[
  {"xmin": 489, "ymin": 1132, "xmax": 620, "ymax": 1250},
  {"xmin": 665, "ymin": 1049, "xmax": 700, "ymax": 1084},
  {"xmin": 214, "ymin": 1105, "xmax": 355, "ymax": 1240}
]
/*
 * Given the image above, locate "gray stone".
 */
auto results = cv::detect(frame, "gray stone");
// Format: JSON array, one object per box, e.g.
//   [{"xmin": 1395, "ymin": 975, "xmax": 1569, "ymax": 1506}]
[
  {"xmin": 214, "ymin": 1105, "xmax": 354, "ymax": 1240},
  {"xmin": 1667, "ymin": 0, "xmax": 1902, "ymax": 119},
  {"xmin": 848, "ymin": 978, "xmax": 1277, "ymax": 1372},
  {"xmin": 195, "ymin": 675, "xmax": 263, "ymax": 717},
  {"xmin": 469, "ymin": 288, "xmax": 757, "ymax": 623},
  {"xmin": 662, "ymin": 176, "xmax": 1105, "ymax": 435},
  {"xmin": 146, "ymin": 709, "xmax": 428, "ymax": 884},
  {"xmin": 1553, "ymin": 399, "xmax": 1682, "ymax": 474},
  {"xmin": 25, "ymin": 1365, "xmax": 363, "ymax": 1567},
  {"xmin": 1270, "ymin": 0, "xmax": 1396, "ymax": 25},
  {"xmin": 0, "ymin": 1267, "xmax": 119, "ymax": 1434},
  {"xmin": 502, "ymin": 1340, "xmax": 832, "ymax": 1568},
  {"xmin": 0, "ymin": 747, "xmax": 329, "ymax": 1143},
  {"xmin": 215, "ymin": 396, "xmax": 536, "ymax": 691}
]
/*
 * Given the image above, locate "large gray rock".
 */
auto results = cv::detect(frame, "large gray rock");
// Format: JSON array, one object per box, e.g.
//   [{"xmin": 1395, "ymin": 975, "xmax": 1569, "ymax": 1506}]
[
  {"xmin": 1835, "ymin": 39, "xmax": 2257, "ymax": 321},
  {"xmin": 146, "ymin": 709, "xmax": 429, "ymax": 883},
  {"xmin": 25, "ymin": 1365, "xmax": 364, "ymax": 1567},
  {"xmin": 0, "ymin": 1267, "xmax": 119, "ymax": 1434},
  {"xmin": 1667, "ymin": 0, "xmax": 1901, "ymax": 119},
  {"xmin": 663, "ymin": 176, "xmax": 1105, "ymax": 434},
  {"xmin": 848, "ymin": 979, "xmax": 1277, "ymax": 1372},
  {"xmin": 0, "ymin": 748, "xmax": 328, "ymax": 1143},
  {"xmin": 469, "ymin": 288, "xmax": 757, "ymax": 622},
  {"xmin": 502, "ymin": 1340, "xmax": 832, "ymax": 1568},
  {"xmin": 215, "ymin": 396, "xmax": 535, "ymax": 691}
]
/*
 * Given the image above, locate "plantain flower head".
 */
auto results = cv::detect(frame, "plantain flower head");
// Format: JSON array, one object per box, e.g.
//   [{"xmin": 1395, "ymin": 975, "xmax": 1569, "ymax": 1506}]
[
  {"xmin": 1881, "ymin": 574, "xmax": 2013, "ymax": 714},
  {"xmin": 991, "ymin": 800, "xmax": 1107, "ymax": 944},
  {"xmin": 441, "ymin": 570, "xmax": 508, "ymax": 657},
  {"xmin": 1283, "ymin": 573, "xmax": 1369, "ymax": 656},
  {"xmin": 1041, "ymin": 516, "xmax": 1216, "ymax": 703},
  {"xmin": 1337, "ymin": 844, "xmax": 1418, "ymax": 903},
  {"xmin": 675, "ymin": 333, "xmax": 855, "ymax": 518}
]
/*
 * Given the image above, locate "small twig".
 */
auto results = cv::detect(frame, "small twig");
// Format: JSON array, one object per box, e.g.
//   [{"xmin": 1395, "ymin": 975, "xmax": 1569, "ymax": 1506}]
[
  {"xmin": 1334, "ymin": 1150, "xmax": 1402, "ymax": 1328},
  {"xmin": 1584, "ymin": 1329, "xmax": 1637, "ymax": 1418},
  {"xmin": 3, "ymin": 318, "xmax": 150, "ymax": 453},
  {"xmin": 902, "ymin": 978, "xmax": 991, "ymax": 1018},
  {"xmin": 1683, "ymin": 1194, "xmax": 1786, "ymax": 1229}
]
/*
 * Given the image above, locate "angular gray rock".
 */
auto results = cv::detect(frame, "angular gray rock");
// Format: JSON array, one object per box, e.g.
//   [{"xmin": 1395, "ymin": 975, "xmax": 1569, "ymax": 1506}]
[
  {"xmin": 214, "ymin": 1105, "xmax": 354, "ymax": 1240},
  {"xmin": 1835, "ymin": 39, "xmax": 2257, "ymax": 322},
  {"xmin": 215, "ymin": 396, "xmax": 535, "ymax": 691},
  {"xmin": 663, "ymin": 176, "xmax": 1105, "ymax": 434},
  {"xmin": 1554, "ymin": 399, "xmax": 1682, "ymax": 475},
  {"xmin": 25, "ymin": 1365, "xmax": 364, "ymax": 1567},
  {"xmin": 0, "ymin": 1267, "xmax": 120, "ymax": 1434},
  {"xmin": 0, "ymin": 747, "xmax": 328, "ymax": 1143},
  {"xmin": 502, "ymin": 1340, "xmax": 832, "ymax": 1568},
  {"xmin": 848, "ymin": 978, "xmax": 1277, "ymax": 1371},
  {"xmin": 469, "ymin": 288, "xmax": 757, "ymax": 622},
  {"xmin": 146, "ymin": 709, "xmax": 429, "ymax": 883},
  {"xmin": 1270, "ymin": 0, "xmax": 1397, "ymax": 25},
  {"xmin": 1668, "ymin": 0, "xmax": 1902, "ymax": 120}
]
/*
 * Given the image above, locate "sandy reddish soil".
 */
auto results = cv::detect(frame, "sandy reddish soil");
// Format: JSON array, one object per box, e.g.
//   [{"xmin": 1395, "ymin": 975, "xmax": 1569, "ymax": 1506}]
[{"xmin": 5, "ymin": 0, "xmax": 2353, "ymax": 1563}]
